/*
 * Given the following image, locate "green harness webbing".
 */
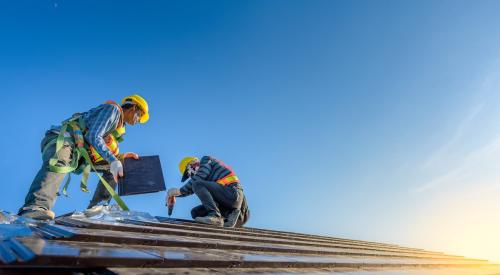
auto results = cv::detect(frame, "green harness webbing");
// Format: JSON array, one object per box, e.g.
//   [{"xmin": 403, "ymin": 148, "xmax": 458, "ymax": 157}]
[
  {"xmin": 76, "ymin": 142, "xmax": 129, "ymax": 211},
  {"xmin": 44, "ymin": 120, "xmax": 129, "ymax": 211}
]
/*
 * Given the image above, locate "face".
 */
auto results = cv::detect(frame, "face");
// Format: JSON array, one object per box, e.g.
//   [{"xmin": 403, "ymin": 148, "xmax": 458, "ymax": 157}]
[
  {"xmin": 125, "ymin": 105, "xmax": 144, "ymax": 125},
  {"xmin": 186, "ymin": 160, "xmax": 200, "ymax": 177}
]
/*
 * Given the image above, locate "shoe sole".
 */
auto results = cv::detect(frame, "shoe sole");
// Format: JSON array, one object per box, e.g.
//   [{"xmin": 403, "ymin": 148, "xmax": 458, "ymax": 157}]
[
  {"xmin": 195, "ymin": 217, "xmax": 223, "ymax": 227},
  {"xmin": 20, "ymin": 211, "xmax": 55, "ymax": 221}
]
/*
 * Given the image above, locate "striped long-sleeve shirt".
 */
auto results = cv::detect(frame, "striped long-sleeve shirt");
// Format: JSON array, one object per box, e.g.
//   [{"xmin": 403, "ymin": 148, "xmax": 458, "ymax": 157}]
[
  {"xmin": 51, "ymin": 103, "xmax": 123, "ymax": 164},
  {"xmin": 180, "ymin": 156, "xmax": 237, "ymax": 196},
  {"xmin": 81, "ymin": 104, "xmax": 123, "ymax": 164},
  {"xmin": 180, "ymin": 156, "xmax": 249, "ymax": 225}
]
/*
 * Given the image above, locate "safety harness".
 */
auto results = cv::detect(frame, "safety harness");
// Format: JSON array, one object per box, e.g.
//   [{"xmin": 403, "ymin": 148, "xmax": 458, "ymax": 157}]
[
  {"xmin": 43, "ymin": 101, "xmax": 129, "ymax": 210},
  {"xmin": 89, "ymin": 127, "xmax": 125, "ymax": 163}
]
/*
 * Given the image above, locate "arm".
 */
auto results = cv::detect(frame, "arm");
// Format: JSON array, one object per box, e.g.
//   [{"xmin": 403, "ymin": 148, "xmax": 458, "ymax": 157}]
[
  {"xmin": 85, "ymin": 104, "xmax": 121, "ymax": 164},
  {"xmin": 179, "ymin": 156, "xmax": 212, "ymax": 196}
]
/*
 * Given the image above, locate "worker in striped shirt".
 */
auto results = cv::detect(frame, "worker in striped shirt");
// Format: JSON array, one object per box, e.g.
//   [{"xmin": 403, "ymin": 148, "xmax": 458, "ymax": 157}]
[
  {"xmin": 167, "ymin": 156, "xmax": 250, "ymax": 227},
  {"xmin": 18, "ymin": 95, "xmax": 149, "ymax": 220}
]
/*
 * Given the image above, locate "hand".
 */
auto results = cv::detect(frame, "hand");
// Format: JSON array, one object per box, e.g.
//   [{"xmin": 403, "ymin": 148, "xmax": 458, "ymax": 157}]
[
  {"xmin": 110, "ymin": 160, "xmax": 124, "ymax": 182},
  {"xmin": 123, "ymin": 152, "xmax": 139, "ymax": 160},
  {"xmin": 167, "ymin": 195, "xmax": 176, "ymax": 207},
  {"xmin": 167, "ymin": 188, "xmax": 181, "ymax": 198}
]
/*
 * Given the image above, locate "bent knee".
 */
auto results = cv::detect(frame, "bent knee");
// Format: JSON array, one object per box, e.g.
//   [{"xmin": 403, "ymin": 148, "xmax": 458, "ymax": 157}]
[{"xmin": 191, "ymin": 205, "xmax": 207, "ymax": 219}]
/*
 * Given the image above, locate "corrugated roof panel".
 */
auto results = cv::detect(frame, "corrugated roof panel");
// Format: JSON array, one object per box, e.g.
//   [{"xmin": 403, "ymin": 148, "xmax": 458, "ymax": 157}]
[{"xmin": 0, "ymin": 210, "xmax": 498, "ymax": 274}]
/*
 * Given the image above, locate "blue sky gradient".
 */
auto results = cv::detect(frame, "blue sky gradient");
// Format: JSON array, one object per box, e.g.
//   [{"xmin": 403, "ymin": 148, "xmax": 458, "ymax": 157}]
[{"xmin": 2, "ymin": 0, "xmax": 500, "ymax": 261}]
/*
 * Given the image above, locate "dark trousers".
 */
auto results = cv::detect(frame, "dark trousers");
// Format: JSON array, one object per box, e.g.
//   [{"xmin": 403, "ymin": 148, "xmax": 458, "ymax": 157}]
[
  {"xmin": 190, "ymin": 180, "xmax": 243, "ymax": 218},
  {"xmin": 87, "ymin": 170, "xmax": 117, "ymax": 209},
  {"xmin": 191, "ymin": 204, "xmax": 209, "ymax": 219}
]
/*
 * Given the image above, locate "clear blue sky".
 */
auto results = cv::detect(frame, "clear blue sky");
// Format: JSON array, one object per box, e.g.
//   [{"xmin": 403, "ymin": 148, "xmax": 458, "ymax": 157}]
[{"xmin": 2, "ymin": 0, "xmax": 500, "ymax": 261}]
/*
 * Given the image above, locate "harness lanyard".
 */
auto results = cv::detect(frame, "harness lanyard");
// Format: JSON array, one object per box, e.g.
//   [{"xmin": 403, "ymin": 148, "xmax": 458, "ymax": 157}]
[
  {"xmin": 70, "ymin": 121, "xmax": 129, "ymax": 211},
  {"xmin": 76, "ymin": 142, "xmax": 129, "ymax": 211},
  {"xmin": 44, "ymin": 119, "xmax": 130, "ymax": 211}
]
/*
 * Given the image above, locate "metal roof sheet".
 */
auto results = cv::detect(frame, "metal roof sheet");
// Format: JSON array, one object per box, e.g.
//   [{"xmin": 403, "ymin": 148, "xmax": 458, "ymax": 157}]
[{"xmin": 0, "ymin": 209, "xmax": 498, "ymax": 274}]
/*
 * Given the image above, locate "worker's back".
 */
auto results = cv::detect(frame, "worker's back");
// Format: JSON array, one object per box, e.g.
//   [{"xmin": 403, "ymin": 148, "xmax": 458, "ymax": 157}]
[{"xmin": 192, "ymin": 156, "xmax": 234, "ymax": 182}]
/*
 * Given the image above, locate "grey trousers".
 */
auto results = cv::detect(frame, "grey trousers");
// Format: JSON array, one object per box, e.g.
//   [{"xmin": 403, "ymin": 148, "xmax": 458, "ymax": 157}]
[
  {"xmin": 18, "ymin": 132, "xmax": 117, "ymax": 214},
  {"xmin": 190, "ymin": 180, "xmax": 243, "ymax": 218}
]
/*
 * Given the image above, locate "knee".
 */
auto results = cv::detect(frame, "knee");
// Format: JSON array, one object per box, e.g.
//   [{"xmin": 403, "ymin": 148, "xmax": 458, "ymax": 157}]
[
  {"xmin": 191, "ymin": 205, "xmax": 207, "ymax": 219},
  {"xmin": 190, "ymin": 208, "xmax": 198, "ymax": 219}
]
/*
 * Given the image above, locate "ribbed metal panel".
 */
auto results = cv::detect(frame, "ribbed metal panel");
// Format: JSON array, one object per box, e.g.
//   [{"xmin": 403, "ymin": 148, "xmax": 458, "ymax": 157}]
[{"xmin": 0, "ymin": 215, "xmax": 498, "ymax": 274}]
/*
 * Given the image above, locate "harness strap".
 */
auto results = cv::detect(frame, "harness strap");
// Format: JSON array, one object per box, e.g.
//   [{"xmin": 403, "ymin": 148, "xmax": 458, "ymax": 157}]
[
  {"xmin": 77, "ymin": 146, "xmax": 129, "ymax": 210},
  {"xmin": 60, "ymin": 173, "xmax": 71, "ymax": 197},
  {"xmin": 71, "ymin": 121, "xmax": 129, "ymax": 211},
  {"xmin": 43, "ymin": 120, "xmax": 130, "ymax": 211},
  {"xmin": 45, "ymin": 124, "xmax": 80, "ymax": 174}
]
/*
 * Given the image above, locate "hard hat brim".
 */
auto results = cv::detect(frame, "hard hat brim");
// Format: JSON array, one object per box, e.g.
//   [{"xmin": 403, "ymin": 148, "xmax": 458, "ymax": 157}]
[{"xmin": 139, "ymin": 112, "xmax": 149, "ymax": 123}]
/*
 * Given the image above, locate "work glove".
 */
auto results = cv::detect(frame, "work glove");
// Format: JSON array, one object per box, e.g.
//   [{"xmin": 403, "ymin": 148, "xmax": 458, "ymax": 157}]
[
  {"xmin": 110, "ymin": 160, "xmax": 124, "ymax": 182},
  {"xmin": 167, "ymin": 188, "xmax": 182, "ymax": 198}
]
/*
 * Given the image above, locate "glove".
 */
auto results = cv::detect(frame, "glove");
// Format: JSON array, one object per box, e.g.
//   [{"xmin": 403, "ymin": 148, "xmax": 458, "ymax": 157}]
[
  {"xmin": 167, "ymin": 188, "xmax": 182, "ymax": 198},
  {"xmin": 123, "ymin": 152, "xmax": 139, "ymax": 160},
  {"xmin": 110, "ymin": 160, "xmax": 124, "ymax": 182}
]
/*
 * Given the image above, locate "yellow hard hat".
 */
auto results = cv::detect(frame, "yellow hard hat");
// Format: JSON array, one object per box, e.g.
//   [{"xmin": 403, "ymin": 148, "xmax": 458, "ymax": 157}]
[
  {"xmin": 179, "ymin": 156, "xmax": 199, "ymax": 182},
  {"xmin": 122, "ymin": 94, "xmax": 149, "ymax": 123}
]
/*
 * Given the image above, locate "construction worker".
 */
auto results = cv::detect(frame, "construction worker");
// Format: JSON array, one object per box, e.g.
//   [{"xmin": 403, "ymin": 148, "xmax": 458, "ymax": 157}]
[
  {"xmin": 18, "ymin": 95, "xmax": 150, "ymax": 220},
  {"xmin": 167, "ymin": 156, "xmax": 250, "ymax": 227}
]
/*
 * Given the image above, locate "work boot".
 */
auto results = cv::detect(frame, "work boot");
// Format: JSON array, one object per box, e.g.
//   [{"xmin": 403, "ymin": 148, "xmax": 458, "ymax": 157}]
[
  {"xmin": 224, "ymin": 209, "xmax": 241, "ymax": 228},
  {"xmin": 20, "ymin": 209, "xmax": 55, "ymax": 221},
  {"xmin": 195, "ymin": 215, "xmax": 223, "ymax": 227},
  {"xmin": 84, "ymin": 205, "xmax": 105, "ymax": 218}
]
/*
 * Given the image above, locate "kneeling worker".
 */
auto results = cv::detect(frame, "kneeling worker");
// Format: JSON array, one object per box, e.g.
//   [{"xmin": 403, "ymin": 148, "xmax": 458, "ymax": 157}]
[{"xmin": 167, "ymin": 156, "xmax": 250, "ymax": 227}]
